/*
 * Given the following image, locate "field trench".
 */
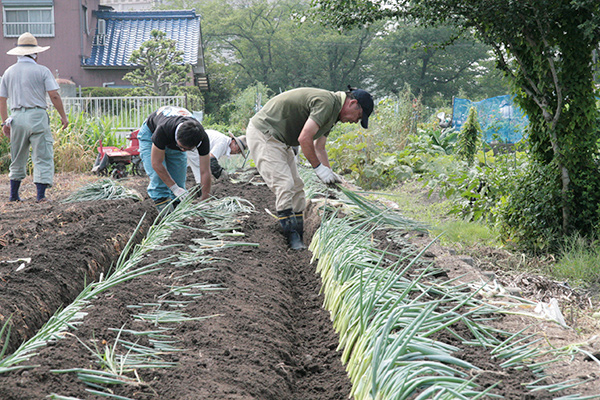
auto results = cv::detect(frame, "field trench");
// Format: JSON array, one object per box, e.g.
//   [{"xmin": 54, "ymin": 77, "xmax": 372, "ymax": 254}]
[
  {"xmin": 0, "ymin": 198, "xmax": 157, "ymax": 355},
  {"xmin": 0, "ymin": 174, "xmax": 598, "ymax": 399},
  {"xmin": 0, "ymin": 176, "xmax": 353, "ymax": 399}
]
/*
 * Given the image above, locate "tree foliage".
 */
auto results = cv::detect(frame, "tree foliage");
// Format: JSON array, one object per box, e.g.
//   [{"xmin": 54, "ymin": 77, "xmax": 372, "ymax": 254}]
[
  {"xmin": 124, "ymin": 29, "xmax": 190, "ymax": 96},
  {"xmin": 366, "ymin": 23, "xmax": 509, "ymax": 107},
  {"xmin": 196, "ymin": 0, "xmax": 373, "ymax": 92},
  {"xmin": 158, "ymin": 0, "xmax": 507, "ymax": 120},
  {"xmin": 310, "ymin": 0, "xmax": 600, "ymax": 244}
]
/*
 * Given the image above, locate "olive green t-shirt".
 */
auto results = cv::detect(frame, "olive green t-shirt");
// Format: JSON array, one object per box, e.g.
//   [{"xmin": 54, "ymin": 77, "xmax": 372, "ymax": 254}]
[{"xmin": 250, "ymin": 88, "xmax": 346, "ymax": 146}]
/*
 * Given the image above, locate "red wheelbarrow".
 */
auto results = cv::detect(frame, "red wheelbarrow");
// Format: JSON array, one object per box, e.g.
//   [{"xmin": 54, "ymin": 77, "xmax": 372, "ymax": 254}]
[{"xmin": 91, "ymin": 129, "xmax": 143, "ymax": 179}]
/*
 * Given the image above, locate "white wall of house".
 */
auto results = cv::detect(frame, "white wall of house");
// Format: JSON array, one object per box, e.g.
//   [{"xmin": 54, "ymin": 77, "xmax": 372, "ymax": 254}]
[{"xmin": 100, "ymin": 0, "xmax": 154, "ymax": 11}]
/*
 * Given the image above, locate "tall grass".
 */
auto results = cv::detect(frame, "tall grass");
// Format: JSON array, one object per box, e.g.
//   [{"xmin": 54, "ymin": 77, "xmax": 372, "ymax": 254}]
[
  {"xmin": 52, "ymin": 110, "xmax": 126, "ymax": 173},
  {"xmin": 553, "ymin": 234, "xmax": 600, "ymax": 285},
  {"xmin": 0, "ymin": 135, "xmax": 10, "ymax": 172},
  {"xmin": 0, "ymin": 109, "xmax": 129, "ymax": 174},
  {"xmin": 0, "ymin": 110, "xmax": 126, "ymax": 174}
]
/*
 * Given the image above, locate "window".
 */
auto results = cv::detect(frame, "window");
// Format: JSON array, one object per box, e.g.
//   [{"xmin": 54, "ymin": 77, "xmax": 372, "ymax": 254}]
[
  {"xmin": 3, "ymin": 6, "xmax": 55, "ymax": 37},
  {"xmin": 82, "ymin": 5, "xmax": 88, "ymax": 35}
]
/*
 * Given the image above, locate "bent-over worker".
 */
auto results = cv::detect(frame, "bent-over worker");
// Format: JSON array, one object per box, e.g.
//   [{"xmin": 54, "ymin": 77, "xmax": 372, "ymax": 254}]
[
  {"xmin": 138, "ymin": 106, "xmax": 211, "ymax": 211},
  {"xmin": 246, "ymin": 86, "xmax": 374, "ymax": 250},
  {"xmin": 187, "ymin": 129, "xmax": 248, "ymax": 184}
]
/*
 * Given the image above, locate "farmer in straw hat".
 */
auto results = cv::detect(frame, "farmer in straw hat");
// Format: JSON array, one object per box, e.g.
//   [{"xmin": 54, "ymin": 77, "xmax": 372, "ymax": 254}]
[
  {"xmin": 187, "ymin": 129, "xmax": 248, "ymax": 185},
  {"xmin": 0, "ymin": 32, "xmax": 69, "ymax": 203}
]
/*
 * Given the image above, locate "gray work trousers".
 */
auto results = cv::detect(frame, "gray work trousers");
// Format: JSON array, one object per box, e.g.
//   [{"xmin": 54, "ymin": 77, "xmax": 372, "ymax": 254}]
[{"xmin": 9, "ymin": 107, "xmax": 54, "ymax": 185}]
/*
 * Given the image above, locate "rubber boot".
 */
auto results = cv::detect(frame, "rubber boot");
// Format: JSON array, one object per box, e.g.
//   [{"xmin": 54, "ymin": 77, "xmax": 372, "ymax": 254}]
[
  {"xmin": 9, "ymin": 180, "xmax": 21, "ymax": 202},
  {"xmin": 35, "ymin": 183, "xmax": 48, "ymax": 202},
  {"xmin": 294, "ymin": 212, "xmax": 304, "ymax": 242},
  {"xmin": 277, "ymin": 209, "xmax": 306, "ymax": 250},
  {"xmin": 154, "ymin": 197, "xmax": 174, "ymax": 215}
]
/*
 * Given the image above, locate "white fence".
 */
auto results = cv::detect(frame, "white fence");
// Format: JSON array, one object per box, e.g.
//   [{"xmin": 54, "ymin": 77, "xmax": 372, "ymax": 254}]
[{"xmin": 61, "ymin": 95, "xmax": 202, "ymax": 133}]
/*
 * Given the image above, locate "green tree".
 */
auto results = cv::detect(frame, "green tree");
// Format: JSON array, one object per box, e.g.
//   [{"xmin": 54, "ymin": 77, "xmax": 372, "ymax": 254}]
[
  {"xmin": 366, "ymin": 24, "xmax": 509, "ymax": 107},
  {"xmin": 180, "ymin": 0, "xmax": 373, "ymax": 91},
  {"xmin": 310, "ymin": 0, "xmax": 600, "ymax": 244},
  {"xmin": 124, "ymin": 29, "xmax": 190, "ymax": 96}
]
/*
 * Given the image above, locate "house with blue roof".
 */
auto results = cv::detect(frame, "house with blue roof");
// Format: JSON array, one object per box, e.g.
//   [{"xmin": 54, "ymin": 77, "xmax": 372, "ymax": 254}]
[{"xmin": 0, "ymin": 0, "xmax": 208, "ymax": 91}]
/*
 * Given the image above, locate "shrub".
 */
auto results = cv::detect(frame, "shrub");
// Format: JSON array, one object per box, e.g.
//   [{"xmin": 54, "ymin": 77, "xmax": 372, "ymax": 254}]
[
  {"xmin": 498, "ymin": 160, "xmax": 563, "ymax": 252},
  {"xmin": 327, "ymin": 86, "xmax": 425, "ymax": 189},
  {"xmin": 79, "ymin": 87, "xmax": 134, "ymax": 97},
  {"xmin": 0, "ymin": 135, "xmax": 10, "ymax": 173},
  {"xmin": 455, "ymin": 106, "xmax": 481, "ymax": 166},
  {"xmin": 50, "ymin": 110, "xmax": 123, "ymax": 173},
  {"xmin": 230, "ymin": 83, "xmax": 272, "ymax": 130}
]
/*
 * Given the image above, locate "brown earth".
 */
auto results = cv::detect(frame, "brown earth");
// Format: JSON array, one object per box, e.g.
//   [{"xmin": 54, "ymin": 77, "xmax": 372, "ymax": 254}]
[{"xmin": 0, "ymin": 170, "xmax": 598, "ymax": 399}]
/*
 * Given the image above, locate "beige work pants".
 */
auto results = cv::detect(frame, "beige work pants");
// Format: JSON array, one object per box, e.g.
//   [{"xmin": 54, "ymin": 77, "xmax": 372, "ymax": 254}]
[{"xmin": 246, "ymin": 122, "xmax": 305, "ymax": 213}]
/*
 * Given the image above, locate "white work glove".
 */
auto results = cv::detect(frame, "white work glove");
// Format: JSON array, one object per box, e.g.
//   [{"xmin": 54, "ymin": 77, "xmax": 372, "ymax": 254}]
[
  {"xmin": 314, "ymin": 164, "xmax": 342, "ymax": 185},
  {"xmin": 169, "ymin": 184, "xmax": 188, "ymax": 198}
]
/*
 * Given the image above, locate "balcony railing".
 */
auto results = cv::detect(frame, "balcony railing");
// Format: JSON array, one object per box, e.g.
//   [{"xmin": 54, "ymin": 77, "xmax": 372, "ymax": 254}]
[{"xmin": 3, "ymin": 21, "xmax": 54, "ymax": 37}]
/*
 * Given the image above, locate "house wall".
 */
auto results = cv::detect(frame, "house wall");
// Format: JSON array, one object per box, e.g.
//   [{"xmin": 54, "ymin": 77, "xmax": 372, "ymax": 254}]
[
  {"xmin": 100, "ymin": 0, "xmax": 153, "ymax": 12},
  {"xmin": 0, "ymin": 1, "xmax": 204, "ymax": 90},
  {"xmin": 0, "ymin": 0, "xmax": 133, "ymax": 89}
]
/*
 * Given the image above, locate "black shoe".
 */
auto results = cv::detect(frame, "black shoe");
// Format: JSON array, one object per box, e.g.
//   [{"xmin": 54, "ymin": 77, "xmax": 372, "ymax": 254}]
[{"xmin": 287, "ymin": 230, "xmax": 306, "ymax": 250}]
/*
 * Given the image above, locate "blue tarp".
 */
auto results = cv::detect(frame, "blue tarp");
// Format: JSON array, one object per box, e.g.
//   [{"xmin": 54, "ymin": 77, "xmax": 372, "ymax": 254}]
[{"xmin": 452, "ymin": 95, "xmax": 528, "ymax": 143}]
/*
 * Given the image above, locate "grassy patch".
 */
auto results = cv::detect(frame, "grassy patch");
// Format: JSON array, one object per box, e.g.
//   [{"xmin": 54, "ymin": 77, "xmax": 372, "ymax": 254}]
[
  {"xmin": 553, "ymin": 234, "xmax": 600, "ymax": 285},
  {"xmin": 385, "ymin": 181, "xmax": 600, "ymax": 290},
  {"xmin": 383, "ymin": 180, "xmax": 500, "ymax": 248}
]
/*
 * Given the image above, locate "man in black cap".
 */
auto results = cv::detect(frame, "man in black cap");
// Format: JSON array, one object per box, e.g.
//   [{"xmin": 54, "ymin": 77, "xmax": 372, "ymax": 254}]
[{"xmin": 246, "ymin": 86, "xmax": 374, "ymax": 250}]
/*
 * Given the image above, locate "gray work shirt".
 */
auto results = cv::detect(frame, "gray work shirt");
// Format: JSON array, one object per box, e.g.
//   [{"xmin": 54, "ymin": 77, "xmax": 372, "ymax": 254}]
[{"xmin": 0, "ymin": 56, "xmax": 59, "ymax": 110}]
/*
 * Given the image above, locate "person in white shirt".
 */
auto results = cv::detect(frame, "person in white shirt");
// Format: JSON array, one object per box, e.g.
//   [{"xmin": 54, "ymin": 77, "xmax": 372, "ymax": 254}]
[{"xmin": 187, "ymin": 129, "xmax": 247, "ymax": 184}]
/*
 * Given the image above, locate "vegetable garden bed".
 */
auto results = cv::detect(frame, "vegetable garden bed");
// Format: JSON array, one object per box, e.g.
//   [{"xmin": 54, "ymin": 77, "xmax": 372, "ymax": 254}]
[{"xmin": 0, "ymin": 170, "xmax": 598, "ymax": 399}]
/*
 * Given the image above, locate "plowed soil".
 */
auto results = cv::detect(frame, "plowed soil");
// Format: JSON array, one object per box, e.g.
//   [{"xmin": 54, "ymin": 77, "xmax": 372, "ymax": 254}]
[{"xmin": 0, "ymin": 170, "xmax": 598, "ymax": 399}]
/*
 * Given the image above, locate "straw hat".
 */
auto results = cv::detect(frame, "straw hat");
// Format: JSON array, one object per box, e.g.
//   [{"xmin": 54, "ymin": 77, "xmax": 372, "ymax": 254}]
[
  {"xmin": 229, "ymin": 133, "xmax": 248, "ymax": 157},
  {"xmin": 7, "ymin": 32, "xmax": 50, "ymax": 56}
]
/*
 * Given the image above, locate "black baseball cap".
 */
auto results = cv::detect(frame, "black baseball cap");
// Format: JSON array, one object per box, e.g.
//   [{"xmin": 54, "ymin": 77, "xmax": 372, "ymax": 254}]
[{"xmin": 350, "ymin": 88, "xmax": 374, "ymax": 129}]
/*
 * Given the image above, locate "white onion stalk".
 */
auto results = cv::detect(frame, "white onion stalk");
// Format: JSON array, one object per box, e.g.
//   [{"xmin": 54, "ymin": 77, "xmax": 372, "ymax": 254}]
[{"xmin": 310, "ymin": 204, "xmax": 592, "ymax": 399}]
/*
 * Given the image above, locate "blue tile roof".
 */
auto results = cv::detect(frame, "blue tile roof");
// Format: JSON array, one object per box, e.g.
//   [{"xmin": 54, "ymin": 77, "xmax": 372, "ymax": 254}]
[{"xmin": 83, "ymin": 10, "xmax": 201, "ymax": 67}]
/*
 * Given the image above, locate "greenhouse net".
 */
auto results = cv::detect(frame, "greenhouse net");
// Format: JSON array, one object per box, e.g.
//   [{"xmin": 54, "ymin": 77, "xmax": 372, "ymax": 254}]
[{"xmin": 452, "ymin": 95, "xmax": 528, "ymax": 143}]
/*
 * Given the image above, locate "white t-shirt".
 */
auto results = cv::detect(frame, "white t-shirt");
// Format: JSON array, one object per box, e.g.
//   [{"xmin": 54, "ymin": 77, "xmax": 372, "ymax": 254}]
[
  {"xmin": 187, "ymin": 129, "xmax": 232, "ymax": 184},
  {"xmin": 205, "ymin": 129, "xmax": 232, "ymax": 158}
]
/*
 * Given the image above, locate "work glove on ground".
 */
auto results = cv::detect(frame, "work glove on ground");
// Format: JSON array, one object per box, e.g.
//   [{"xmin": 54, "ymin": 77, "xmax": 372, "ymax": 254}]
[
  {"xmin": 314, "ymin": 164, "xmax": 342, "ymax": 185},
  {"xmin": 169, "ymin": 184, "xmax": 188, "ymax": 199}
]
